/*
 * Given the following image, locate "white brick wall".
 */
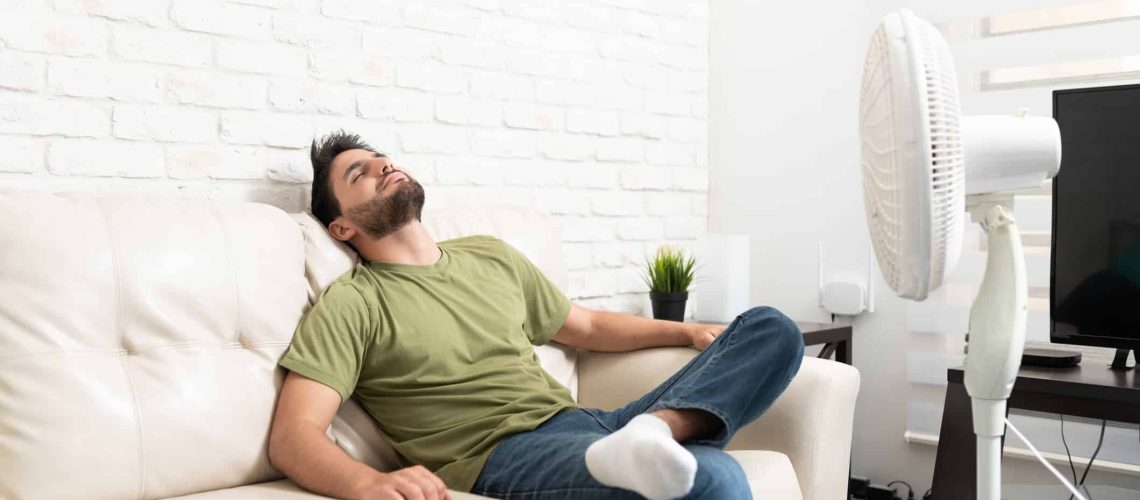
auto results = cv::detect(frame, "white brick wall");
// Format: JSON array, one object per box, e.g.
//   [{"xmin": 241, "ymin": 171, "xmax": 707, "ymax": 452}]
[{"xmin": 0, "ymin": 0, "xmax": 709, "ymax": 315}]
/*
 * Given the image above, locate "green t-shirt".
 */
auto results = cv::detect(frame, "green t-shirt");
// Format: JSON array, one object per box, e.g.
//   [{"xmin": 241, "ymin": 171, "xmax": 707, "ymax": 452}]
[{"xmin": 278, "ymin": 235, "xmax": 579, "ymax": 492}]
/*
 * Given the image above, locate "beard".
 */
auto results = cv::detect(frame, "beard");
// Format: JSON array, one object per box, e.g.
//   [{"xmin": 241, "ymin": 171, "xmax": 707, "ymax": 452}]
[{"xmin": 344, "ymin": 172, "xmax": 426, "ymax": 240}]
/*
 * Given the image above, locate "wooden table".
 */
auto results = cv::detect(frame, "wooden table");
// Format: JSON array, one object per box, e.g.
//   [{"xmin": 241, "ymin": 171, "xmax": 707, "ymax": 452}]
[
  {"xmin": 931, "ymin": 363, "xmax": 1140, "ymax": 499},
  {"xmin": 796, "ymin": 321, "xmax": 853, "ymax": 365}
]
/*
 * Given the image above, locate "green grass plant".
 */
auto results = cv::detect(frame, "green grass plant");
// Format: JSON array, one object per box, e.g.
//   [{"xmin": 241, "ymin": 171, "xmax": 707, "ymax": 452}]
[{"xmin": 642, "ymin": 244, "xmax": 697, "ymax": 293}]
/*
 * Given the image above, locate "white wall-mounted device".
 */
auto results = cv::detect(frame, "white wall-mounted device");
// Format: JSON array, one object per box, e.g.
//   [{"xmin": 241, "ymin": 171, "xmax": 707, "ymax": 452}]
[{"xmin": 817, "ymin": 242, "xmax": 875, "ymax": 316}]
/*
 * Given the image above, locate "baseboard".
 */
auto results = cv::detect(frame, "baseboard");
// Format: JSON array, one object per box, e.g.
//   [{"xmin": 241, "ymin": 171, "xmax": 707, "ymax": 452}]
[{"xmin": 904, "ymin": 431, "xmax": 1140, "ymax": 478}]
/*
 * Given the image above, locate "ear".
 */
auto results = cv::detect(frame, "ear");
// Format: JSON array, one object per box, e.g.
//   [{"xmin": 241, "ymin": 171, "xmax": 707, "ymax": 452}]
[{"xmin": 327, "ymin": 218, "xmax": 357, "ymax": 242}]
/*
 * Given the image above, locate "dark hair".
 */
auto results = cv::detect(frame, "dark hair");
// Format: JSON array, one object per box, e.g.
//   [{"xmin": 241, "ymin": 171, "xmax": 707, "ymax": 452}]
[{"xmin": 309, "ymin": 130, "xmax": 381, "ymax": 228}]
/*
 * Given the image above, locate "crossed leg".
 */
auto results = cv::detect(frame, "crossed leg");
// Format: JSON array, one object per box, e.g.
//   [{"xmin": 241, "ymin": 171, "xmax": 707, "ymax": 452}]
[
  {"xmin": 470, "ymin": 409, "xmax": 750, "ymax": 500},
  {"xmin": 473, "ymin": 306, "xmax": 805, "ymax": 500}
]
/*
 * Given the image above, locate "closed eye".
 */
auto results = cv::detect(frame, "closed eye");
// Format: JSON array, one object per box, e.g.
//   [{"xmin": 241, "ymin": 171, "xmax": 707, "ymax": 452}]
[{"xmin": 352, "ymin": 165, "xmax": 368, "ymax": 184}]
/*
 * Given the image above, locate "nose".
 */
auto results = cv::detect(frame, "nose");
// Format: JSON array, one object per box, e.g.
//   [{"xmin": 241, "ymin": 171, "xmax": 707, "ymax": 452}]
[{"xmin": 368, "ymin": 159, "xmax": 393, "ymax": 178}]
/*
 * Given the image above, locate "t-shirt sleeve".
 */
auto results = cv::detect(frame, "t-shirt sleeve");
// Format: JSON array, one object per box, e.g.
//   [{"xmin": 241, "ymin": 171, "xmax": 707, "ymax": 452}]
[
  {"xmin": 502, "ymin": 240, "xmax": 572, "ymax": 346},
  {"xmin": 278, "ymin": 282, "xmax": 373, "ymax": 402}
]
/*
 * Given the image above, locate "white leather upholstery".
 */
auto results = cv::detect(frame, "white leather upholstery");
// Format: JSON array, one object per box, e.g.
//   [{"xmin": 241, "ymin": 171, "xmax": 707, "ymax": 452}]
[
  {"xmin": 726, "ymin": 451, "xmax": 804, "ymax": 500},
  {"xmin": 292, "ymin": 212, "xmax": 358, "ymax": 304},
  {"xmin": 578, "ymin": 350, "xmax": 860, "ymax": 500},
  {"xmin": 165, "ymin": 480, "xmax": 492, "ymax": 500},
  {"xmin": 730, "ymin": 357, "xmax": 860, "ymax": 500},
  {"xmin": 0, "ymin": 190, "xmax": 858, "ymax": 500},
  {"xmin": 166, "ymin": 455, "xmax": 798, "ymax": 500},
  {"xmin": 0, "ymin": 191, "xmax": 308, "ymax": 499}
]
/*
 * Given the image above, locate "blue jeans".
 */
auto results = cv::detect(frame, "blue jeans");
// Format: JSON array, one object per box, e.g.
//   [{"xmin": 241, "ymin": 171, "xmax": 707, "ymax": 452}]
[{"xmin": 471, "ymin": 306, "xmax": 806, "ymax": 499}]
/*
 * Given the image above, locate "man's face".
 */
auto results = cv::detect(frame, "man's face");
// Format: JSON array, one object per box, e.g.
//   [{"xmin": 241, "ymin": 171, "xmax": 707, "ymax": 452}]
[{"xmin": 328, "ymin": 149, "xmax": 425, "ymax": 241}]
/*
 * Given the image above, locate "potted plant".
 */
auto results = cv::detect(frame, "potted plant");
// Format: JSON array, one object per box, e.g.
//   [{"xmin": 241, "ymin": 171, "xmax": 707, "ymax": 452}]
[{"xmin": 642, "ymin": 244, "xmax": 697, "ymax": 322}]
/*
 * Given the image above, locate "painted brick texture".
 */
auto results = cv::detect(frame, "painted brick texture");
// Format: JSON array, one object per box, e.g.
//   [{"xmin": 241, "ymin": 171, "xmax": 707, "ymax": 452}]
[{"xmin": 0, "ymin": 0, "xmax": 708, "ymax": 313}]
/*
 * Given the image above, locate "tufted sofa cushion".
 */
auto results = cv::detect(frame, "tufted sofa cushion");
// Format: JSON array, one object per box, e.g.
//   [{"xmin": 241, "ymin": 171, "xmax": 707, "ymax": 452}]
[{"xmin": 0, "ymin": 191, "xmax": 309, "ymax": 499}]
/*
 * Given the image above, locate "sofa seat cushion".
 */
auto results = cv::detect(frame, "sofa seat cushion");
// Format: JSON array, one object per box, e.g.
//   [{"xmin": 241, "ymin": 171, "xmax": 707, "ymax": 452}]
[
  {"xmin": 165, "ymin": 479, "xmax": 493, "ymax": 499},
  {"xmin": 165, "ymin": 452, "xmax": 800, "ymax": 500},
  {"xmin": 727, "ymin": 450, "xmax": 804, "ymax": 500}
]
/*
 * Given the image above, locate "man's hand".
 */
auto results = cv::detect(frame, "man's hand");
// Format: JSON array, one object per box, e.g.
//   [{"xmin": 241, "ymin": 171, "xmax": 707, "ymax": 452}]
[
  {"xmin": 687, "ymin": 323, "xmax": 726, "ymax": 351},
  {"xmin": 359, "ymin": 465, "xmax": 452, "ymax": 500}
]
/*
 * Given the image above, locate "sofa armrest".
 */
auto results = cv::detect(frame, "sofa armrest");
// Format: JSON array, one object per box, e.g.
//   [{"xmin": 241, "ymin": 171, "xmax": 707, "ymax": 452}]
[{"xmin": 576, "ymin": 349, "xmax": 860, "ymax": 500}]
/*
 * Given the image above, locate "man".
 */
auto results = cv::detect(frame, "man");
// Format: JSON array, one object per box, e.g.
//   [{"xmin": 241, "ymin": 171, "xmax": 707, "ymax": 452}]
[{"xmin": 269, "ymin": 130, "xmax": 805, "ymax": 500}]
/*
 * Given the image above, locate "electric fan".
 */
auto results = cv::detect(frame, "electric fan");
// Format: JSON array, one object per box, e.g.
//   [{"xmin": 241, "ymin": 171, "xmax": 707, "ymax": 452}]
[{"xmin": 859, "ymin": 10, "xmax": 1068, "ymax": 500}]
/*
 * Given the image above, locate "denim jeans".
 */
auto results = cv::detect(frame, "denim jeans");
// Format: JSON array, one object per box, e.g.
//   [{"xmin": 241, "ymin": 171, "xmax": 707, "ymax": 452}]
[{"xmin": 470, "ymin": 306, "xmax": 806, "ymax": 500}]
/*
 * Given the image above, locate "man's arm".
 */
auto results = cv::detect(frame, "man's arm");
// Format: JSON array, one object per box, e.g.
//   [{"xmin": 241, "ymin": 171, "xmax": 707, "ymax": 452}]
[
  {"xmin": 269, "ymin": 371, "xmax": 450, "ymax": 500},
  {"xmin": 552, "ymin": 303, "xmax": 717, "ymax": 352}
]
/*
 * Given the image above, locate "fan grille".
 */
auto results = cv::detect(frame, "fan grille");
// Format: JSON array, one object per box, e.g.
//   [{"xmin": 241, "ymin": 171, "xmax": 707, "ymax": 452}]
[
  {"xmin": 860, "ymin": 10, "xmax": 964, "ymax": 300},
  {"xmin": 860, "ymin": 26, "xmax": 903, "ymax": 293},
  {"xmin": 914, "ymin": 16, "xmax": 964, "ymax": 293}
]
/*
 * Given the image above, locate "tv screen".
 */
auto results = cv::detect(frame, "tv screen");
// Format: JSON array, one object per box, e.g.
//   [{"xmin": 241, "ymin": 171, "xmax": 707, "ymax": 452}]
[{"xmin": 1051, "ymin": 84, "xmax": 1140, "ymax": 351}]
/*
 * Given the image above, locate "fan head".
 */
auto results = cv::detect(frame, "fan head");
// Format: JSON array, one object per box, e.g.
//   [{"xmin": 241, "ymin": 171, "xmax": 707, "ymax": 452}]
[{"xmin": 860, "ymin": 9, "xmax": 965, "ymax": 301}]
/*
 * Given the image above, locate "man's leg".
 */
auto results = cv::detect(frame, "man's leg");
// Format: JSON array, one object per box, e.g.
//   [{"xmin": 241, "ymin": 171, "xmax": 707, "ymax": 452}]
[
  {"xmin": 682, "ymin": 444, "xmax": 752, "ymax": 500},
  {"xmin": 598, "ymin": 305, "xmax": 805, "ymax": 448},
  {"xmin": 652, "ymin": 408, "xmax": 723, "ymax": 442},
  {"xmin": 579, "ymin": 306, "xmax": 803, "ymax": 497},
  {"xmin": 471, "ymin": 409, "xmax": 750, "ymax": 500},
  {"xmin": 471, "ymin": 409, "xmax": 645, "ymax": 500}
]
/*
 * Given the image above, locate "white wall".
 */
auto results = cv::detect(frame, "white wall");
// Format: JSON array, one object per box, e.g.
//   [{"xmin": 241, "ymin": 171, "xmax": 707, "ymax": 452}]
[
  {"xmin": 0, "ymin": 0, "xmax": 709, "ymax": 315},
  {"xmin": 708, "ymin": 0, "xmax": 920, "ymax": 492},
  {"xmin": 712, "ymin": 0, "xmax": 1140, "ymax": 495}
]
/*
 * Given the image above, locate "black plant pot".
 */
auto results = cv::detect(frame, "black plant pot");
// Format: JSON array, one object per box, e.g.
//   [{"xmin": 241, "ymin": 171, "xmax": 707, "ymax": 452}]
[{"xmin": 649, "ymin": 291, "xmax": 688, "ymax": 322}]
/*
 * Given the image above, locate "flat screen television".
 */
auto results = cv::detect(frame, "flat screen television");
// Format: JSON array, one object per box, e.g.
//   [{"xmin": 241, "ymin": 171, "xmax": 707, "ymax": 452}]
[{"xmin": 1051, "ymin": 83, "xmax": 1140, "ymax": 368}]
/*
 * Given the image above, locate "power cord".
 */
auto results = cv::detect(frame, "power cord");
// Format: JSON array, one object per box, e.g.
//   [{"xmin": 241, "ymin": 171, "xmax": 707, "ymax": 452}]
[
  {"xmin": 1060, "ymin": 415, "xmax": 1078, "ymax": 484},
  {"xmin": 1068, "ymin": 419, "xmax": 1107, "ymax": 500},
  {"xmin": 886, "ymin": 480, "xmax": 914, "ymax": 500},
  {"xmin": 919, "ymin": 418, "xmax": 1116, "ymax": 500},
  {"xmin": 1081, "ymin": 420, "xmax": 1107, "ymax": 486},
  {"xmin": 1005, "ymin": 417, "xmax": 1089, "ymax": 500}
]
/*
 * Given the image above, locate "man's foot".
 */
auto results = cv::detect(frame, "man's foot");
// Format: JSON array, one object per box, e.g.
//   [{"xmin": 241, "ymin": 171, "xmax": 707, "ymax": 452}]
[{"xmin": 584, "ymin": 414, "xmax": 698, "ymax": 500}]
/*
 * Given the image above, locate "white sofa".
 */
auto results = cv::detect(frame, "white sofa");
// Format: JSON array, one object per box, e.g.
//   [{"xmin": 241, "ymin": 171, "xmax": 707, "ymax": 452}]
[{"xmin": 0, "ymin": 190, "xmax": 859, "ymax": 500}]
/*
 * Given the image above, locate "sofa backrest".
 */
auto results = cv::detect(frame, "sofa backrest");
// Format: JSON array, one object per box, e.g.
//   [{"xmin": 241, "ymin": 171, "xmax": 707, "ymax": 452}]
[
  {"xmin": 0, "ymin": 191, "xmax": 578, "ymax": 497},
  {"xmin": 0, "ymin": 191, "xmax": 309, "ymax": 500}
]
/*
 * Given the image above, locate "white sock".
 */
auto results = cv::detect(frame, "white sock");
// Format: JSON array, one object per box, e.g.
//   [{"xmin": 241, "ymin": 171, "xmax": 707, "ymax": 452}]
[{"xmin": 585, "ymin": 413, "xmax": 698, "ymax": 500}]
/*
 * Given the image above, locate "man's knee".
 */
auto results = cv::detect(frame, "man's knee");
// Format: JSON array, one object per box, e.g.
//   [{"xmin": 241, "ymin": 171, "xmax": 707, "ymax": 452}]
[
  {"xmin": 739, "ymin": 306, "xmax": 804, "ymax": 359},
  {"xmin": 683, "ymin": 448, "xmax": 750, "ymax": 499}
]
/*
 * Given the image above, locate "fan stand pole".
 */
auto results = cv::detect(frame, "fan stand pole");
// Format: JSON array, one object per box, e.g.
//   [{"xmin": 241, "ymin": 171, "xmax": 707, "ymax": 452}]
[
  {"xmin": 964, "ymin": 200, "xmax": 1029, "ymax": 500},
  {"xmin": 974, "ymin": 400, "xmax": 1006, "ymax": 500}
]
